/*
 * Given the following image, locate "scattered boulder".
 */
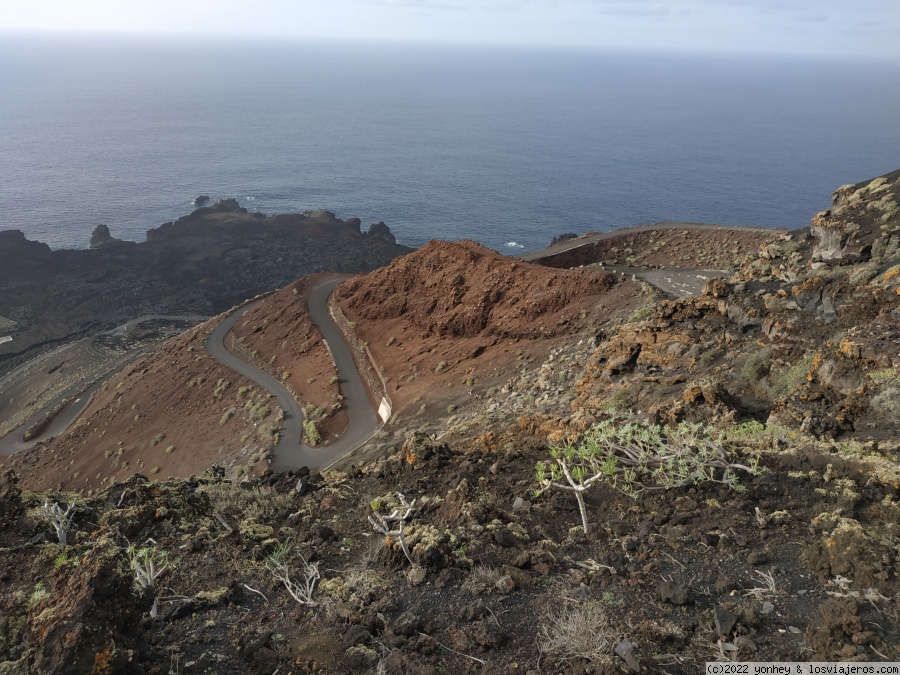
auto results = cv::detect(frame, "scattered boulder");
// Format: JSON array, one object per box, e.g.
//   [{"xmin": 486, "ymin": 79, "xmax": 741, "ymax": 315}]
[{"xmin": 658, "ymin": 581, "xmax": 694, "ymax": 605}]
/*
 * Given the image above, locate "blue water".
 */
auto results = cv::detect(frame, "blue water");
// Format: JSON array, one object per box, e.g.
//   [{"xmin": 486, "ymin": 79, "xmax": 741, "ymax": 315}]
[{"xmin": 1, "ymin": 34, "xmax": 899, "ymax": 252}]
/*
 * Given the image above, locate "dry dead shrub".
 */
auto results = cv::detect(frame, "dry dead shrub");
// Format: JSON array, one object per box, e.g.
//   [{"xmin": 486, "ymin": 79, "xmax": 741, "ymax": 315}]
[{"xmin": 538, "ymin": 601, "xmax": 614, "ymax": 664}]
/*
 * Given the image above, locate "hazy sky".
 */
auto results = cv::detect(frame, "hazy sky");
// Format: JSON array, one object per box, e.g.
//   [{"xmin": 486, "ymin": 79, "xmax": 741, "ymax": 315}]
[{"xmin": 1, "ymin": 0, "xmax": 898, "ymax": 59}]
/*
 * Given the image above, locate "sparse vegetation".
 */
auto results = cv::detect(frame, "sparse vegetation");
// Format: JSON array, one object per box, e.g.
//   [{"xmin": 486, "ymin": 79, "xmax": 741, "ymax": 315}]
[
  {"xmin": 743, "ymin": 349, "xmax": 772, "ymax": 382},
  {"xmin": 538, "ymin": 602, "xmax": 613, "ymax": 665},
  {"xmin": 772, "ymin": 352, "xmax": 814, "ymax": 398},
  {"xmin": 35, "ymin": 499, "xmax": 77, "ymax": 546},
  {"xmin": 266, "ymin": 543, "xmax": 320, "ymax": 606},
  {"xmin": 127, "ymin": 543, "xmax": 169, "ymax": 618},
  {"xmin": 536, "ymin": 419, "xmax": 758, "ymax": 534},
  {"xmin": 303, "ymin": 419, "xmax": 322, "ymax": 446}
]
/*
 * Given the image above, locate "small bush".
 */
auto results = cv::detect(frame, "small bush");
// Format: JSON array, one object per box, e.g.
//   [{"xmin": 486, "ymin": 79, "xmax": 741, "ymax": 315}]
[
  {"xmin": 772, "ymin": 353, "xmax": 813, "ymax": 398},
  {"xmin": 386, "ymin": 336, "xmax": 396, "ymax": 346},
  {"xmin": 870, "ymin": 385, "xmax": 900, "ymax": 419},
  {"xmin": 538, "ymin": 602, "xmax": 613, "ymax": 664},
  {"xmin": 219, "ymin": 410, "xmax": 233, "ymax": 425},
  {"xmin": 537, "ymin": 419, "xmax": 758, "ymax": 534},
  {"xmin": 462, "ymin": 565, "xmax": 501, "ymax": 595},
  {"xmin": 201, "ymin": 482, "xmax": 293, "ymax": 522},
  {"xmin": 165, "ymin": 445, "xmax": 175, "ymax": 454},
  {"xmin": 304, "ymin": 420, "xmax": 322, "ymax": 446},
  {"xmin": 629, "ymin": 305, "xmax": 655, "ymax": 322},
  {"xmin": 743, "ymin": 349, "xmax": 772, "ymax": 382},
  {"xmin": 435, "ymin": 361, "xmax": 447, "ymax": 373}
]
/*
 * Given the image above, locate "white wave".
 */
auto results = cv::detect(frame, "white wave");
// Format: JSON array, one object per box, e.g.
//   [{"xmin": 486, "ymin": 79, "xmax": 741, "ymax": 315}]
[{"xmin": 505, "ymin": 241, "xmax": 525, "ymax": 248}]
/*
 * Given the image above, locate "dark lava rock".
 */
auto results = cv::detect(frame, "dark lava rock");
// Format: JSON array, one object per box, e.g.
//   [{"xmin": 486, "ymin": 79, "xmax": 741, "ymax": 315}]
[
  {"xmin": 715, "ymin": 573, "xmax": 739, "ymax": 594},
  {"xmin": 472, "ymin": 619, "xmax": 509, "ymax": 648},
  {"xmin": 0, "ymin": 229, "xmax": 51, "ymax": 259},
  {"xmin": 192, "ymin": 195, "xmax": 210, "ymax": 206},
  {"xmin": 367, "ymin": 220, "xmax": 397, "ymax": 244},
  {"xmin": 747, "ymin": 551, "xmax": 769, "ymax": 566},
  {"xmin": 714, "ymin": 606, "xmax": 738, "ymax": 637},
  {"xmin": 393, "ymin": 610, "xmax": 424, "ymax": 637},
  {"xmin": 494, "ymin": 528, "xmax": 519, "ymax": 548},
  {"xmin": 90, "ymin": 224, "xmax": 131, "ymax": 249},
  {"xmin": 658, "ymin": 581, "xmax": 694, "ymax": 605},
  {"xmin": 342, "ymin": 625, "xmax": 372, "ymax": 649}
]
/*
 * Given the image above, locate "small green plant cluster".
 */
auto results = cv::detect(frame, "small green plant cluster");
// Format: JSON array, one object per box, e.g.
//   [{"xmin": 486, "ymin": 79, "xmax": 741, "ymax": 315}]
[
  {"xmin": 772, "ymin": 353, "xmax": 813, "ymax": 398},
  {"xmin": 742, "ymin": 349, "xmax": 772, "ymax": 382},
  {"xmin": 127, "ymin": 543, "xmax": 169, "ymax": 618},
  {"xmin": 536, "ymin": 419, "xmax": 758, "ymax": 534},
  {"xmin": 212, "ymin": 378, "xmax": 230, "ymax": 398},
  {"xmin": 628, "ymin": 305, "xmax": 656, "ymax": 322},
  {"xmin": 303, "ymin": 419, "xmax": 322, "ymax": 446}
]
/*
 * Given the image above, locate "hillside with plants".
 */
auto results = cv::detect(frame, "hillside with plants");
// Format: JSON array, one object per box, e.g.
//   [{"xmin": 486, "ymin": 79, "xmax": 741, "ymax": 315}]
[{"xmin": 0, "ymin": 170, "xmax": 899, "ymax": 674}]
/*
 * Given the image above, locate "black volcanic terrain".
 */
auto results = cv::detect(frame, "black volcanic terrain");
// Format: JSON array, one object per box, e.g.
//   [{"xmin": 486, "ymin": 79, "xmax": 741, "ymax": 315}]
[{"xmin": 0, "ymin": 200, "xmax": 412, "ymax": 375}]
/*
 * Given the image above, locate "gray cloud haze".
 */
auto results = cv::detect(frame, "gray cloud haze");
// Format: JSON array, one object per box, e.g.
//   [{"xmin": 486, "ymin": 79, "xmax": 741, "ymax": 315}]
[{"xmin": 0, "ymin": 0, "xmax": 897, "ymax": 59}]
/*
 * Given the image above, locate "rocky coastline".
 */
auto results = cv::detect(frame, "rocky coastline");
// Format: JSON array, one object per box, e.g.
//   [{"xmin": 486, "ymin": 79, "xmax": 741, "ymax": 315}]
[{"xmin": 0, "ymin": 200, "xmax": 413, "ymax": 376}]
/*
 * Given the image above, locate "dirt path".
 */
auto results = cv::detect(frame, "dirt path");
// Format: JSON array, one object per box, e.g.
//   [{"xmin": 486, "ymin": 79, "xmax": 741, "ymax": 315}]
[{"xmin": 206, "ymin": 278, "xmax": 378, "ymax": 472}]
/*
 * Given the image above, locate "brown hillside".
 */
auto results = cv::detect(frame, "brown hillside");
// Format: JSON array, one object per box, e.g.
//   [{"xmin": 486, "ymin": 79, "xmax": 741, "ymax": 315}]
[
  {"xmin": 228, "ymin": 274, "xmax": 348, "ymax": 444},
  {"xmin": 4, "ymin": 316, "xmax": 281, "ymax": 492},
  {"xmin": 334, "ymin": 240, "xmax": 644, "ymax": 412}
]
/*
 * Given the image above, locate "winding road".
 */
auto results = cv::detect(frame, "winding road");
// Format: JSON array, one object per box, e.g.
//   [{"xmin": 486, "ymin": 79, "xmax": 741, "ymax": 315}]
[
  {"xmin": 0, "ymin": 316, "xmax": 209, "ymax": 456},
  {"xmin": 206, "ymin": 278, "xmax": 377, "ymax": 472}
]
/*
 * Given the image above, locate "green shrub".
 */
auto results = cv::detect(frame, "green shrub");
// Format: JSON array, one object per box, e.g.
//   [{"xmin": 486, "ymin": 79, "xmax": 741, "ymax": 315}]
[
  {"xmin": 536, "ymin": 419, "xmax": 758, "ymax": 534},
  {"xmin": 772, "ymin": 353, "xmax": 813, "ymax": 398},
  {"xmin": 303, "ymin": 420, "xmax": 322, "ymax": 446},
  {"xmin": 743, "ymin": 349, "xmax": 772, "ymax": 382}
]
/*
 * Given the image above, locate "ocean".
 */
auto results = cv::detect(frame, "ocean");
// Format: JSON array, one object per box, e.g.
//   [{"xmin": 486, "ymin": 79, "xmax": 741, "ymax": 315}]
[{"xmin": 1, "ymin": 34, "xmax": 899, "ymax": 253}]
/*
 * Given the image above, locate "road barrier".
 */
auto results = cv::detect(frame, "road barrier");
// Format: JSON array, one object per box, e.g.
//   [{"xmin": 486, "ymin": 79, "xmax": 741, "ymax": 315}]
[{"xmin": 328, "ymin": 298, "xmax": 393, "ymax": 423}]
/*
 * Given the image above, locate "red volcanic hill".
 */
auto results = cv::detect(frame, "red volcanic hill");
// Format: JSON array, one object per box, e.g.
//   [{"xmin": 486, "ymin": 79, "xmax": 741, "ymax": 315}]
[
  {"xmin": 336, "ymin": 240, "xmax": 628, "ymax": 339},
  {"xmin": 334, "ymin": 240, "xmax": 642, "ymax": 410}
]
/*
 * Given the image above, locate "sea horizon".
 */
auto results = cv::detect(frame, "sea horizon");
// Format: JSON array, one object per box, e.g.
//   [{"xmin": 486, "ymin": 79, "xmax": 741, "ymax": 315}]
[{"xmin": 2, "ymin": 34, "xmax": 899, "ymax": 252}]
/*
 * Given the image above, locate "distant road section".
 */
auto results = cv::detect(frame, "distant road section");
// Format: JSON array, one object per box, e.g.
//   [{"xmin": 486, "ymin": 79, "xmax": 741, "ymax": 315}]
[
  {"xmin": 0, "ymin": 315, "xmax": 207, "ymax": 456},
  {"xmin": 521, "ymin": 221, "xmax": 783, "ymax": 298},
  {"xmin": 520, "ymin": 221, "xmax": 781, "ymax": 262},
  {"xmin": 206, "ymin": 278, "xmax": 377, "ymax": 472}
]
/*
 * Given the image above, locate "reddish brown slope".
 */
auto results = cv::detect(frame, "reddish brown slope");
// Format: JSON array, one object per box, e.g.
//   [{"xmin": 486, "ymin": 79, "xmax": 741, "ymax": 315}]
[
  {"xmin": 228, "ymin": 274, "xmax": 346, "ymax": 443},
  {"xmin": 334, "ymin": 240, "xmax": 644, "ymax": 411},
  {"xmin": 4, "ymin": 318, "xmax": 279, "ymax": 492}
]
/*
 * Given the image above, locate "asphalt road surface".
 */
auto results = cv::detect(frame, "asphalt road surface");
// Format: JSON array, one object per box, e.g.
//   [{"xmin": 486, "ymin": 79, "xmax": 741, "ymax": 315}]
[{"xmin": 206, "ymin": 278, "xmax": 377, "ymax": 472}]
